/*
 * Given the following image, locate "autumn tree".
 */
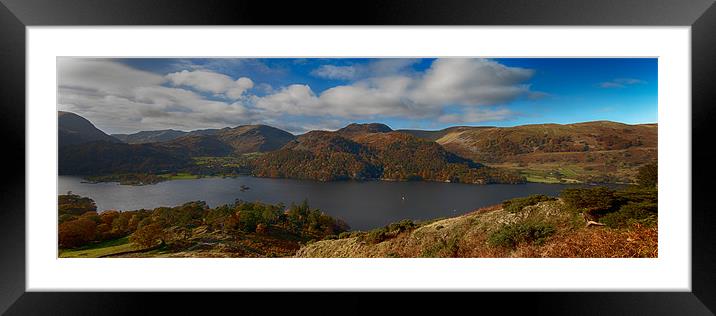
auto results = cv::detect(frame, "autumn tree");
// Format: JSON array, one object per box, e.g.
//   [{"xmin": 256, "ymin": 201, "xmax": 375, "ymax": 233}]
[
  {"xmin": 130, "ymin": 223, "xmax": 165, "ymax": 248},
  {"xmin": 637, "ymin": 161, "xmax": 658, "ymax": 188},
  {"xmin": 58, "ymin": 193, "xmax": 97, "ymax": 216},
  {"xmin": 58, "ymin": 218, "xmax": 97, "ymax": 248}
]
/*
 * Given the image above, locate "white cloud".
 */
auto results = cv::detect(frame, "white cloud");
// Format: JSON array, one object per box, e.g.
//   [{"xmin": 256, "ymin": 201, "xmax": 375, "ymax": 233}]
[
  {"xmin": 311, "ymin": 65, "xmax": 357, "ymax": 80},
  {"xmin": 58, "ymin": 59, "xmax": 259, "ymax": 133},
  {"xmin": 599, "ymin": 77, "xmax": 646, "ymax": 88},
  {"xmin": 166, "ymin": 70, "xmax": 254, "ymax": 99},
  {"xmin": 438, "ymin": 108, "xmax": 515, "ymax": 124},
  {"xmin": 253, "ymin": 84, "xmax": 321, "ymax": 115},
  {"xmin": 258, "ymin": 58, "xmax": 533, "ymax": 121},
  {"xmin": 58, "ymin": 58, "xmax": 165, "ymax": 97},
  {"xmin": 319, "ymin": 76, "xmax": 414, "ymax": 117},
  {"xmin": 411, "ymin": 58, "xmax": 533, "ymax": 106},
  {"xmin": 310, "ymin": 58, "xmax": 419, "ymax": 80},
  {"xmin": 58, "ymin": 58, "xmax": 534, "ymax": 133}
]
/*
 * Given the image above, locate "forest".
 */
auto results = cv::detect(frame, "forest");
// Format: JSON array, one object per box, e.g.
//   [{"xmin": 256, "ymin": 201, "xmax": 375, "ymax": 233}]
[{"xmin": 59, "ymin": 193, "xmax": 348, "ymax": 256}]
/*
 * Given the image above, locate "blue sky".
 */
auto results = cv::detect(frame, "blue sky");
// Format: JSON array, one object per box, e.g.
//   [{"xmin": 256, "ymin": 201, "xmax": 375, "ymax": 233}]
[{"xmin": 58, "ymin": 58, "xmax": 657, "ymax": 134}]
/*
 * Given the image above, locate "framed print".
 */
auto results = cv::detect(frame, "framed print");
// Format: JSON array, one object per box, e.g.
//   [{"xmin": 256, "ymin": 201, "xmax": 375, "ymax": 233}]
[{"xmin": 2, "ymin": 0, "xmax": 716, "ymax": 314}]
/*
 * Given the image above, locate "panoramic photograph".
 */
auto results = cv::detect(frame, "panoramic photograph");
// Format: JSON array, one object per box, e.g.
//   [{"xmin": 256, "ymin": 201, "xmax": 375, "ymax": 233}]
[{"xmin": 56, "ymin": 57, "xmax": 658, "ymax": 258}]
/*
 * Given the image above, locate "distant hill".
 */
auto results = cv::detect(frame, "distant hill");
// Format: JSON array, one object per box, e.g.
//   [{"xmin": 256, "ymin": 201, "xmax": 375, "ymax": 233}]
[
  {"xmin": 156, "ymin": 134, "xmax": 234, "ymax": 157},
  {"xmin": 58, "ymin": 141, "xmax": 192, "ymax": 175},
  {"xmin": 398, "ymin": 121, "xmax": 657, "ymax": 183},
  {"xmin": 336, "ymin": 123, "xmax": 393, "ymax": 137},
  {"xmin": 58, "ymin": 111, "xmax": 121, "ymax": 147},
  {"xmin": 403, "ymin": 121, "xmax": 657, "ymax": 163},
  {"xmin": 112, "ymin": 125, "xmax": 296, "ymax": 155},
  {"xmin": 398, "ymin": 126, "xmax": 486, "ymax": 141},
  {"xmin": 252, "ymin": 127, "xmax": 523, "ymax": 183},
  {"xmin": 112, "ymin": 129, "xmax": 187, "ymax": 144},
  {"xmin": 57, "ymin": 112, "xmax": 655, "ymax": 184},
  {"xmin": 215, "ymin": 125, "xmax": 296, "ymax": 154}
]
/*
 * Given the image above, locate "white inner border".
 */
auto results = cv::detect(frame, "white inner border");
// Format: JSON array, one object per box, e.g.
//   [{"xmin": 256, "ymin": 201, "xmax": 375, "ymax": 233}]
[{"xmin": 27, "ymin": 26, "xmax": 690, "ymax": 291}]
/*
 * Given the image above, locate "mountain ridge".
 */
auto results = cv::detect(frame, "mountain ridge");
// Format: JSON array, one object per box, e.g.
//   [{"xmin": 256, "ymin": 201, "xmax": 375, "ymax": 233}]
[
  {"xmin": 58, "ymin": 111, "xmax": 122, "ymax": 147},
  {"xmin": 57, "ymin": 111, "xmax": 656, "ymax": 184}
]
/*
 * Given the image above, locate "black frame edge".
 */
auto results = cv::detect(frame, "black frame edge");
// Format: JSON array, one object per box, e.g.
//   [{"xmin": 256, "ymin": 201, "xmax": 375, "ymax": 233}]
[
  {"xmin": 0, "ymin": 1, "xmax": 26, "ymax": 314},
  {"xmin": 0, "ymin": 0, "xmax": 713, "ymax": 25},
  {"xmin": 692, "ymin": 1, "xmax": 716, "ymax": 313}
]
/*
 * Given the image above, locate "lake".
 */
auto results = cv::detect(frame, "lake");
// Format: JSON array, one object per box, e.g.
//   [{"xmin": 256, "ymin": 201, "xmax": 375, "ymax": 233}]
[{"xmin": 58, "ymin": 176, "xmax": 609, "ymax": 230}]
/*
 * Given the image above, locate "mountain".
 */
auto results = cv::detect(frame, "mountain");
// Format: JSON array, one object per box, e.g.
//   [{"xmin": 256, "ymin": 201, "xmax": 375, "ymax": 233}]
[
  {"xmin": 418, "ymin": 121, "xmax": 657, "ymax": 163},
  {"xmin": 58, "ymin": 141, "xmax": 192, "ymax": 175},
  {"xmin": 336, "ymin": 123, "xmax": 393, "ymax": 137},
  {"xmin": 398, "ymin": 126, "xmax": 489, "ymax": 141},
  {"xmin": 58, "ymin": 111, "xmax": 121, "ymax": 147},
  {"xmin": 57, "ymin": 113, "xmax": 297, "ymax": 176},
  {"xmin": 251, "ymin": 127, "xmax": 523, "ymax": 183},
  {"xmin": 214, "ymin": 125, "xmax": 296, "ymax": 154},
  {"xmin": 156, "ymin": 134, "xmax": 234, "ymax": 157},
  {"xmin": 58, "ymin": 112, "xmax": 190, "ymax": 175},
  {"xmin": 57, "ymin": 113, "xmax": 654, "ymax": 184},
  {"xmin": 113, "ymin": 125, "xmax": 296, "ymax": 156},
  {"xmin": 400, "ymin": 121, "xmax": 657, "ymax": 183},
  {"xmin": 112, "ymin": 129, "xmax": 187, "ymax": 144}
]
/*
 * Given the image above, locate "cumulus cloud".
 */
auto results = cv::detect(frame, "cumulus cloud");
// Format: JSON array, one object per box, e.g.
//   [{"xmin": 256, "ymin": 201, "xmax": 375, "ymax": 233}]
[
  {"xmin": 599, "ymin": 78, "xmax": 646, "ymax": 88},
  {"xmin": 253, "ymin": 84, "xmax": 321, "ymax": 115},
  {"xmin": 411, "ymin": 59, "xmax": 533, "ymax": 107},
  {"xmin": 438, "ymin": 108, "xmax": 515, "ymax": 124},
  {"xmin": 311, "ymin": 65, "xmax": 358, "ymax": 80},
  {"xmin": 261, "ymin": 58, "xmax": 534, "ymax": 121},
  {"xmin": 311, "ymin": 59, "xmax": 419, "ymax": 80},
  {"xmin": 165, "ymin": 70, "xmax": 254, "ymax": 99},
  {"xmin": 58, "ymin": 58, "xmax": 165, "ymax": 97},
  {"xmin": 58, "ymin": 58, "xmax": 535, "ymax": 133},
  {"xmin": 57, "ymin": 59, "xmax": 259, "ymax": 133}
]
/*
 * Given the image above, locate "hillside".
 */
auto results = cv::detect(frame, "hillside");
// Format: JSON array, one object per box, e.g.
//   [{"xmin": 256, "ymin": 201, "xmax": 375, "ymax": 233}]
[
  {"xmin": 58, "ymin": 183, "xmax": 657, "ymax": 258},
  {"xmin": 156, "ymin": 134, "xmax": 234, "ymax": 157},
  {"xmin": 296, "ymin": 191, "xmax": 658, "ymax": 258},
  {"xmin": 58, "ymin": 111, "xmax": 121, "ymax": 147},
  {"xmin": 401, "ymin": 121, "xmax": 657, "ymax": 183},
  {"xmin": 398, "ymin": 126, "xmax": 487, "ymax": 141},
  {"xmin": 58, "ymin": 141, "xmax": 192, "ymax": 175},
  {"xmin": 251, "ymin": 127, "xmax": 523, "ymax": 183},
  {"xmin": 58, "ymin": 196, "xmax": 348, "ymax": 258},
  {"xmin": 430, "ymin": 121, "xmax": 656, "ymax": 161},
  {"xmin": 336, "ymin": 123, "xmax": 393, "ymax": 138},
  {"xmin": 113, "ymin": 125, "xmax": 295, "ymax": 154},
  {"xmin": 215, "ymin": 124, "xmax": 296, "ymax": 154},
  {"xmin": 57, "ymin": 113, "xmax": 655, "ymax": 184},
  {"xmin": 112, "ymin": 129, "xmax": 187, "ymax": 144}
]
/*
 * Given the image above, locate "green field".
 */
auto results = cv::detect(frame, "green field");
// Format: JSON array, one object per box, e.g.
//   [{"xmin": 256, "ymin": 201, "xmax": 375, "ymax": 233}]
[
  {"xmin": 520, "ymin": 167, "xmax": 582, "ymax": 184},
  {"xmin": 487, "ymin": 163, "xmax": 589, "ymax": 184},
  {"xmin": 160, "ymin": 172, "xmax": 201, "ymax": 180},
  {"xmin": 59, "ymin": 236, "xmax": 138, "ymax": 258}
]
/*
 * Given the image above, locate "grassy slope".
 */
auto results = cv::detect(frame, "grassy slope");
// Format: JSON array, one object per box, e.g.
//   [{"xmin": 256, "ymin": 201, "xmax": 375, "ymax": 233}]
[
  {"xmin": 427, "ymin": 122, "xmax": 657, "ymax": 184},
  {"xmin": 102, "ymin": 226, "xmax": 305, "ymax": 258},
  {"xmin": 62, "ymin": 200, "xmax": 657, "ymax": 258},
  {"xmin": 294, "ymin": 200, "xmax": 657, "ymax": 258},
  {"xmin": 160, "ymin": 172, "xmax": 201, "ymax": 180},
  {"xmin": 59, "ymin": 236, "xmax": 138, "ymax": 258}
]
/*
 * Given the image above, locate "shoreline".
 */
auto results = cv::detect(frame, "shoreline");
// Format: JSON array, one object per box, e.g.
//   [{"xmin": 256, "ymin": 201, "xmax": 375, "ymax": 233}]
[{"xmin": 68, "ymin": 173, "xmax": 633, "ymax": 187}]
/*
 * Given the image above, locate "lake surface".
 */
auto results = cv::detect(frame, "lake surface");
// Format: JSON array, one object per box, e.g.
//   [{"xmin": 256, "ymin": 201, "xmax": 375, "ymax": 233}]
[{"xmin": 58, "ymin": 176, "xmax": 611, "ymax": 230}]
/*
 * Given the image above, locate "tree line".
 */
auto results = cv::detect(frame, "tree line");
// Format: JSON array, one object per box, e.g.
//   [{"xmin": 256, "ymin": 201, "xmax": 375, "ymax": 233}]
[{"xmin": 58, "ymin": 193, "xmax": 349, "ymax": 249}]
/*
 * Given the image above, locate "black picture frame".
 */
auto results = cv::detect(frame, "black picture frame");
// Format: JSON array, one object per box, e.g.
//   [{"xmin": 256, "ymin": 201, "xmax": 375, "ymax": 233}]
[{"xmin": 1, "ymin": 0, "xmax": 715, "ymax": 314}]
